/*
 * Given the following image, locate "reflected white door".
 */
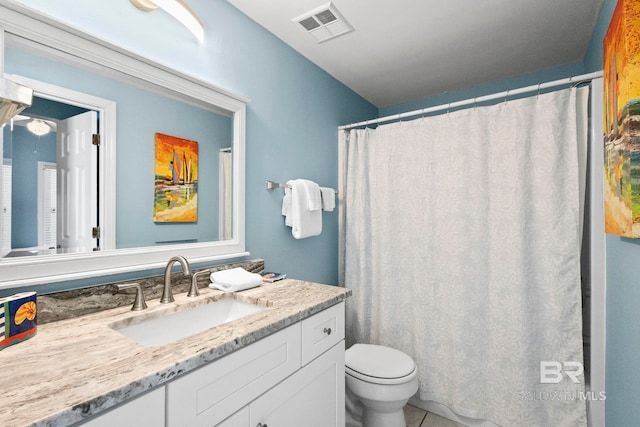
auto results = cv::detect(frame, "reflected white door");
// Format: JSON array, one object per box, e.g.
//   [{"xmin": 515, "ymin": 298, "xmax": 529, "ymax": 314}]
[
  {"xmin": 38, "ymin": 161, "xmax": 57, "ymax": 250},
  {"xmin": 57, "ymin": 111, "xmax": 98, "ymax": 252},
  {"xmin": 1, "ymin": 161, "xmax": 11, "ymax": 257}
]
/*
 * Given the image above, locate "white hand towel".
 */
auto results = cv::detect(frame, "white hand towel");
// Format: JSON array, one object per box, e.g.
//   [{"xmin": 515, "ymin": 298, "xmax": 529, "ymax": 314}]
[
  {"xmin": 287, "ymin": 179, "xmax": 322, "ymax": 239},
  {"xmin": 320, "ymin": 187, "xmax": 336, "ymax": 211},
  {"xmin": 208, "ymin": 267, "xmax": 263, "ymax": 292},
  {"xmin": 282, "ymin": 186, "xmax": 293, "ymax": 226},
  {"xmin": 300, "ymin": 179, "xmax": 322, "ymax": 211}
]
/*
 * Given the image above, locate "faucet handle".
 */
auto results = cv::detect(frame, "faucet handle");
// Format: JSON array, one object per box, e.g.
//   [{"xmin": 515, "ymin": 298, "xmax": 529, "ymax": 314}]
[
  {"xmin": 188, "ymin": 269, "xmax": 211, "ymax": 297},
  {"xmin": 117, "ymin": 282, "xmax": 148, "ymax": 311}
]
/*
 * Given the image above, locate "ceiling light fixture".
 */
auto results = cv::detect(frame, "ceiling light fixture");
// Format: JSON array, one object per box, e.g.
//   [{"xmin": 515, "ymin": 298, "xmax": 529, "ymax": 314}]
[
  {"xmin": 26, "ymin": 119, "xmax": 51, "ymax": 136},
  {"xmin": 130, "ymin": 0, "xmax": 204, "ymax": 43}
]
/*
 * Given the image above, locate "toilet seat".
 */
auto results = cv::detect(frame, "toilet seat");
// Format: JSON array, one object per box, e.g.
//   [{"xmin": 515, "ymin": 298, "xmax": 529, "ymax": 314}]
[{"xmin": 346, "ymin": 344, "xmax": 417, "ymax": 385}]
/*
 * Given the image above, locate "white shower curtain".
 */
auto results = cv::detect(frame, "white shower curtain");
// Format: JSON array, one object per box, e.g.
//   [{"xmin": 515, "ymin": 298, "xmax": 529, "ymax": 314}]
[{"xmin": 340, "ymin": 87, "xmax": 589, "ymax": 427}]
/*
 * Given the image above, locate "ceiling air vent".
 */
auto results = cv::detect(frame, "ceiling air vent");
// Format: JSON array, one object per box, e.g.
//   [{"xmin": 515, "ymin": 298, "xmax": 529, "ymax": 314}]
[
  {"xmin": 293, "ymin": 2, "xmax": 354, "ymax": 43},
  {"xmin": 299, "ymin": 16, "xmax": 321, "ymax": 31}
]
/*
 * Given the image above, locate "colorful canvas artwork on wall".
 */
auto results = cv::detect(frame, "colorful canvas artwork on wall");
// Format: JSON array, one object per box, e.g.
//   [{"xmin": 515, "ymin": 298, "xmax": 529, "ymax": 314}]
[
  {"xmin": 604, "ymin": 0, "xmax": 640, "ymax": 237},
  {"xmin": 154, "ymin": 133, "xmax": 198, "ymax": 223}
]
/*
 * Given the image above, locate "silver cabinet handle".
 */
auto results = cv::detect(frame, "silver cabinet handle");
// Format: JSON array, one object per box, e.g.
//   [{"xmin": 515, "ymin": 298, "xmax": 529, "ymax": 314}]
[{"xmin": 323, "ymin": 327, "xmax": 332, "ymax": 335}]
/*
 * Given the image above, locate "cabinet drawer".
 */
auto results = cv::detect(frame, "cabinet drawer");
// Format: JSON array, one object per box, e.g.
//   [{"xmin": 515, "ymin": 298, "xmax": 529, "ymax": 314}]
[
  {"xmin": 301, "ymin": 302, "xmax": 345, "ymax": 365},
  {"xmin": 166, "ymin": 323, "xmax": 301, "ymax": 427}
]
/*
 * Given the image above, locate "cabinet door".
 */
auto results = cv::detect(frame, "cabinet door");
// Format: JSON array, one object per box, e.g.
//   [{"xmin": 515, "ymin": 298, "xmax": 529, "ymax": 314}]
[
  {"xmin": 250, "ymin": 341, "xmax": 345, "ymax": 427},
  {"xmin": 217, "ymin": 407, "xmax": 249, "ymax": 427},
  {"xmin": 77, "ymin": 387, "xmax": 164, "ymax": 427}
]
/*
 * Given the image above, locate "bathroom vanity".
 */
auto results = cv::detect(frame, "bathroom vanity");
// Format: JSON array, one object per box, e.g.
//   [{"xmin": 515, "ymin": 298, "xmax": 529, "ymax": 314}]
[{"xmin": 0, "ymin": 278, "xmax": 350, "ymax": 427}]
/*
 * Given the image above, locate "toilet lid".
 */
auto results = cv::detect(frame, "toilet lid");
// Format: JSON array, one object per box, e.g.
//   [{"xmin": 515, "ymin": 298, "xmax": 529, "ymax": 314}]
[{"xmin": 345, "ymin": 344, "xmax": 416, "ymax": 383}]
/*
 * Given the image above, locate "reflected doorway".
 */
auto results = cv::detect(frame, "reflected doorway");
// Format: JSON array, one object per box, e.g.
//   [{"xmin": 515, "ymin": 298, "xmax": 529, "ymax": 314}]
[{"xmin": 0, "ymin": 96, "xmax": 99, "ymax": 257}]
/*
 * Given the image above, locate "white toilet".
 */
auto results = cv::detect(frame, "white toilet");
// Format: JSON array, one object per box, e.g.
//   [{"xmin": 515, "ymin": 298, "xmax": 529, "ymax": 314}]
[{"xmin": 345, "ymin": 343, "xmax": 419, "ymax": 427}]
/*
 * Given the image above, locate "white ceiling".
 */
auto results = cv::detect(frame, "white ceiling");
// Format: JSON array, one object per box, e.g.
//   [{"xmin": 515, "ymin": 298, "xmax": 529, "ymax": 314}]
[{"xmin": 227, "ymin": 0, "xmax": 604, "ymax": 108}]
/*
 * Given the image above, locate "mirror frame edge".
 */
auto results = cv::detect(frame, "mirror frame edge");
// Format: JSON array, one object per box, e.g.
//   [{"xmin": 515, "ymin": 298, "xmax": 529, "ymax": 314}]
[{"xmin": 0, "ymin": 2, "xmax": 250, "ymax": 289}]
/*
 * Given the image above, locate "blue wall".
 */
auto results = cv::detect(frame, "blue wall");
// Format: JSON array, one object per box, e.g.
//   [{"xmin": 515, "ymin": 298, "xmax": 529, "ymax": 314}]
[
  {"xmin": 7, "ymin": 0, "xmax": 376, "ymax": 290},
  {"xmin": 379, "ymin": 62, "xmax": 585, "ymax": 118}
]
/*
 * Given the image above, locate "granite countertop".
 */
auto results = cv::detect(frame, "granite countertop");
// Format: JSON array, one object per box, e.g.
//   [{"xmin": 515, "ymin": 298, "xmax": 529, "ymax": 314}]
[{"xmin": 0, "ymin": 279, "xmax": 351, "ymax": 427}]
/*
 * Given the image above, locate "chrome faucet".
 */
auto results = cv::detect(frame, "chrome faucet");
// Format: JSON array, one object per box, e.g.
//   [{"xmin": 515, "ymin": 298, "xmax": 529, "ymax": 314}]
[{"xmin": 160, "ymin": 255, "xmax": 192, "ymax": 303}]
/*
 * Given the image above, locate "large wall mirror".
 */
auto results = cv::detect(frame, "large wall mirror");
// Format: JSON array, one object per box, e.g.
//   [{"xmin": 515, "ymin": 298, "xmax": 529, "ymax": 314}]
[{"xmin": 0, "ymin": 3, "xmax": 248, "ymax": 288}]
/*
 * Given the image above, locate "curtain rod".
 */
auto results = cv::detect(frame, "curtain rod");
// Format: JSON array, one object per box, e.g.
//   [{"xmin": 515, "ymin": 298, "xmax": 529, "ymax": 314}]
[{"xmin": 339, "ymin": 70, "xmax": 603, "ymax": 130}]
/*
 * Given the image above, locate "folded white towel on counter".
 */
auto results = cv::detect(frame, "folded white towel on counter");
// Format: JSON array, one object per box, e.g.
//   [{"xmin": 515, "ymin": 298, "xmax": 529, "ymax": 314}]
[
  {"xmin": 282, "ymin": 179, "xmax": 322, "ymax": 239},
  {"xmin": 320, "ymin": 187, "xmax": 336, "ymax": 212},
  {"xmin": 208, "ymin": 267, "xmax": 263, "ymax": 292}
]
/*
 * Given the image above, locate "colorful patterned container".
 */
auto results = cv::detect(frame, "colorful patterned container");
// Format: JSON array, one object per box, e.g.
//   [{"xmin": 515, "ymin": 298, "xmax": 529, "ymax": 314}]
[{"xmin": 0, "ymin": 292, "xmax": 37, "ymax": 350}]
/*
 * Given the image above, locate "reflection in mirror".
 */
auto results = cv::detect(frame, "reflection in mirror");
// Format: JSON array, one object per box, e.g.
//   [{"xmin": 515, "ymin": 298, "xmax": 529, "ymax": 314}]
[
  {"xmin": 1, "ymin": 96, "xmax": 96, "ymax": 258},
  {"xmin": 2, "ymin": 39, "xmax": 234, "ymax": 258},
  {"xmin": 0, "ymin": 2, "xmax": 248, "ymax": 288}
]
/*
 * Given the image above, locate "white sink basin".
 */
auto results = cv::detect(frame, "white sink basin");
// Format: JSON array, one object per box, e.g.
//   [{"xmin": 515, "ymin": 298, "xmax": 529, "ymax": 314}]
[{"xmin": 111, "ymin": 298, "xmax": 266, "ymax": 347}]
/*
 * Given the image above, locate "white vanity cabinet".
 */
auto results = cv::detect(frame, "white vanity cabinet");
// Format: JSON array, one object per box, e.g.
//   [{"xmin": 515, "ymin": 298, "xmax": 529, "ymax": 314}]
[
  {"xmin": 167, "ymin": 301, "xmax": 346, "ymax": 427},
  {"xmin": 77, "ymin": 302, "xmax": 345, "ymax": 427},
  {"xmin": 77, "ymin": 387, "xmax": 165, "ymax": 427},
  {"xmin": 248, "ymin": 341, "xmax": 345, "ymax": 427}
]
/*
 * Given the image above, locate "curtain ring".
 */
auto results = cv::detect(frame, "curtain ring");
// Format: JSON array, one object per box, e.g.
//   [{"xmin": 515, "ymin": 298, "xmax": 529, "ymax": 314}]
[
  {"xmin": 504, "ymin": 89, "xmax": 509, "ymax": 104},
  {"xmin": 446, "ymin": 103, "xmax": 451, "ymax": 115},
  {"xmin": 473, "ymin": 97, "xmax": 477, "ymax": 109},
  {"xmin": 537, "ymin": 83, "xmax": 541, "ymax": 98}
]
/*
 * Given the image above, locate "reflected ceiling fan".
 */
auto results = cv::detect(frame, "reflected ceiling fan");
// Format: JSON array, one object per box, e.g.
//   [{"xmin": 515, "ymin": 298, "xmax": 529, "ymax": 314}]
[{"xmin": 11, "ymin": 114, "xmax": 57, "ymax": 136}]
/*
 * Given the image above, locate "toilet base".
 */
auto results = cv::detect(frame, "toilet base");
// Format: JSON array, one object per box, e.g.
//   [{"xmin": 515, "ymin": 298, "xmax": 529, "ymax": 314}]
[
  {"xmin": 362, "ymin": 408, "xmax": 406, "ymax": 427},
  {"xmin": 346, "ymin": 376, "xmax": 417, "ymax": 427},
  {"xmin": 359, "ymin": 396, "xmax": 409, "ymax": 427},
  {"xmin": 345, "ymin": 411, "xmax": 363, "ymax": 427},
  {"xmin": 345, "ymin": 404, "xmax": 407, "ymax": 427}
]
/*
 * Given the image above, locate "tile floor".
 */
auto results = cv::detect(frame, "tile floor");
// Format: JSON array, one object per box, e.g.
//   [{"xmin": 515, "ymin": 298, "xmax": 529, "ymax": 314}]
[
  {"xmin": 346, "ymin": 403, "xmax": 468, "ymax": 427},
  {"xmin": 403, "ymin": 404, "xmax": 468, "ymax": 427}
]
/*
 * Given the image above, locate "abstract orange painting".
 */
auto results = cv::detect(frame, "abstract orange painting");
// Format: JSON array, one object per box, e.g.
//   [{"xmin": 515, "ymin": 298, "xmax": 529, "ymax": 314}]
[
  {"xmin": 604, "ymin": 0, "xmax": 640, "ymax": 237},
  {"xmin": 153, "ymin": 133, "xmax": 198, "ymax": 222}
]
